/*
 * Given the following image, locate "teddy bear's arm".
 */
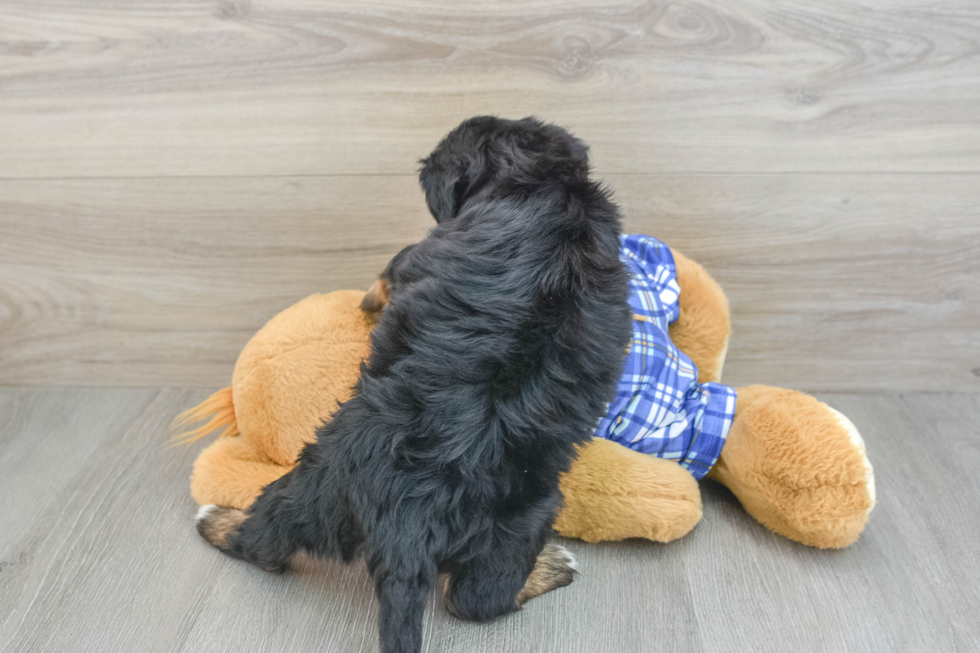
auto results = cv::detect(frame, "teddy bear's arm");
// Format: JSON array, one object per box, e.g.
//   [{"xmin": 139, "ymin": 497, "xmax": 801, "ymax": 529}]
[
  {"xmin": 554, "ymin": 438, "xmax": 702, "ymax": 543},
  {"xmin": 668, "ymin": 249, "xmax": 731, "ymax": 384}
]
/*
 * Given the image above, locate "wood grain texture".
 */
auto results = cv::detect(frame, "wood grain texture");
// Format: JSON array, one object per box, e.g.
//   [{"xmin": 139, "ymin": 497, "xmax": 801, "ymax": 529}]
[
  {"xmin": 2, "ymin": 2, "xmax": 978, "ymax": 651},
  {"xmin": 1, "ymin": 387, "xmax": 978, "ymax": 652},
  {"xmin": 2, "ymin": 174, "xmax": 978, "ymax": 390},
  {"xmin": 1, "ymin": 0, "xmax": 979, "ymax": 177}
]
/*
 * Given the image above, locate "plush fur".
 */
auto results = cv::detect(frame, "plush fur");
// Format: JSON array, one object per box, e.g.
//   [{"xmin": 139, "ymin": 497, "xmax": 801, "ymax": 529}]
[
  {"xmin": 553, "ymin": 440, "xmax": 703, "ymax": 543},
  {"xmin": 668, "ymin": 249, "xmax": 731, "ymax": 384},
  {"xmin": 180, "ymin": 291, "xmax": 373, "ymax": 508},
  {"xmin": 709, "ymin": 385, "xmax": 874, "ymax": 548},
  {"xmin": 194, "ymin": 117, "xmax": 632, "ymax": 653}
]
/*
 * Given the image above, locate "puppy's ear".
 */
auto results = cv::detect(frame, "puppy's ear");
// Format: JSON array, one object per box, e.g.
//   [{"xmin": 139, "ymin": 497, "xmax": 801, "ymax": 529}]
[
  {"xmin": 419, "ymin": 159, "xmax": 470, "ymax": 223},
  {"xmin": 361, "ymin": 277, "xmax": 390, "ymax": 320}
]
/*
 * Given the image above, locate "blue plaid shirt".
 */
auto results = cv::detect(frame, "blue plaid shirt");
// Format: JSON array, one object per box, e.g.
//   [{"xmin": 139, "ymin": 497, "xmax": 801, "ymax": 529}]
[{"xmin": 593, "ymin": 235, "xmax": 737, "ymax": 479}]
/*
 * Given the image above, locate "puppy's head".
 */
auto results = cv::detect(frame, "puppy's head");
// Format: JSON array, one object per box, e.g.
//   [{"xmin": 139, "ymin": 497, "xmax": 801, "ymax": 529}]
[{"xmin": 419, "ymin": 116, "xmax": 590, "ymax": 223}]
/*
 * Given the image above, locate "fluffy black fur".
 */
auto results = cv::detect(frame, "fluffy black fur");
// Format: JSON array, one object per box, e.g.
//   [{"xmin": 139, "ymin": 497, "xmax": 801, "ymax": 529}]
[{"xmin": 197, "ymin": 116, "xmax": 632, "ymax": 653}]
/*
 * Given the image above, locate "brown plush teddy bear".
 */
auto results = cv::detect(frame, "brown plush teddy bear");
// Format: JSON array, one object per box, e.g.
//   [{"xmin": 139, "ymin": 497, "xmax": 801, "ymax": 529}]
[{"xmin": 174, "ymin": 245, "xmax": 875, "ymax": 549}]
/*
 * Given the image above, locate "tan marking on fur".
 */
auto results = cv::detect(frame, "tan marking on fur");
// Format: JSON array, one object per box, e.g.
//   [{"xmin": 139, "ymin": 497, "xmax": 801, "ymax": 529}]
[
  {"xmin": 360, "ymin": 277, "xmax": 391, "ymax": 319},
  {"xmin": 197, "ymin": 506, "xmax": 247, "ymax": 549},
  {"xmin": 441, "ymin": 575, "xmax": 463, "ymax": 619},
  {"xmin": 515, "ymin": 544, "xmax": 576, "ymax": 607}
]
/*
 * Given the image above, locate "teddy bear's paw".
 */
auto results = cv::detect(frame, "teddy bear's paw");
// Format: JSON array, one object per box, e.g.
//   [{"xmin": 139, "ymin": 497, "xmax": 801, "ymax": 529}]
[
  {"xmin": 716, "ymin": 386, "xmax": 877, "ymax": 548},
  {"xmin": 554, "ymin": 438, "xmax": 703, "ymax": 543}
]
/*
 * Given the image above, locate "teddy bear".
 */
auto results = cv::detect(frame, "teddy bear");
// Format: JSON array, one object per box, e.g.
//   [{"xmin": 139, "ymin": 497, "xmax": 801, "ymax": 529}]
[{"xmin": 173, "ymin": 237, "xmax": 875, "ymax": 549}]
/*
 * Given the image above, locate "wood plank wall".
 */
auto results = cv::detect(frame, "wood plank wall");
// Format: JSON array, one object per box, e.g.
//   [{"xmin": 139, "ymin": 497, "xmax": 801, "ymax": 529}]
[{"xmin": 1, "ymin": 0, "xmax": 978, "ymax": 391}]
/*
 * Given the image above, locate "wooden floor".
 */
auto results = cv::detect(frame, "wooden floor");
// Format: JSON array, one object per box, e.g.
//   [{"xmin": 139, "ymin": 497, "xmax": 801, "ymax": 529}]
[
  {"xmin": 0, "ymin": 388, "xmax": 978, "ymax": 652},
  {"xmin": 3, "ymin": 1, "xmax": 980, "ymax": 652}
]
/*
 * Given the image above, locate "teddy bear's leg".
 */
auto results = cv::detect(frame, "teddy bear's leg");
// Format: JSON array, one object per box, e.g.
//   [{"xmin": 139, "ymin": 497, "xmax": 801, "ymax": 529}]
[
  {"xmin": 709, "ymin": 385, "xmax": 876, "ymax": 548},
  {"xmin": 554, "ymin": 438, "xmax": 703, "ymax": 543},
  {"xmin": 668, "ymin": 249, "xmax": 731, "ymax": 384},
  {"xmin": 190, "ymin": 435, "xmax": 294, "ymax": 511}
]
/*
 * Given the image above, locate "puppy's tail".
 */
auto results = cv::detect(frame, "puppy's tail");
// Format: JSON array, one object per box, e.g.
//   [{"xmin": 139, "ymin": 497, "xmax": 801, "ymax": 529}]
[
  {"xmin": 169, "ymin": 386, "xmax": 239, "ymax": 445},
  {"xmin": 376, "ymin": 567, "xmax": 433, "ymax": 653}
]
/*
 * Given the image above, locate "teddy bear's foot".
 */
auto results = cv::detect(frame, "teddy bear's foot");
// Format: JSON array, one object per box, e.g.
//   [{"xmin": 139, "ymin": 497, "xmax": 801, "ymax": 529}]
[
  {"xmin": 710, "ymin": 386, "xmax": 876, "ymax": 549},
  {"xmin": 190, "ymin": 435, "xmax": 295, "ymax": 511},
  {"xmin": 554, "ymin": 438, "xmax": 703, "ymax": 543}
]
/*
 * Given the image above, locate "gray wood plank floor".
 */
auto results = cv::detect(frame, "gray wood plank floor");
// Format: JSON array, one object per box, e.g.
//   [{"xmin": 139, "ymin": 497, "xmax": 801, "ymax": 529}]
[{"xmin": 1, "ymin": 387, "xmax": 977, "ymax": 652}]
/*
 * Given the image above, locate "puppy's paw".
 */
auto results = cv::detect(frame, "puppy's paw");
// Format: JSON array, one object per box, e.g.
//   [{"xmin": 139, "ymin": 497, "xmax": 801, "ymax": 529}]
[
  {"xmin": 516, "ymin": 544, "xmax": 578, "ymax": 607},
  {"xmin": 195, "ymin": 504, "xmax": 246, "ymax": 550},
  {"xmin": 195, "ymin": 504, "xmax": 218, "ymax": 521},
  {"xmin": 552, "ymin": 544, "xmax": 578, "ymax": 571}
]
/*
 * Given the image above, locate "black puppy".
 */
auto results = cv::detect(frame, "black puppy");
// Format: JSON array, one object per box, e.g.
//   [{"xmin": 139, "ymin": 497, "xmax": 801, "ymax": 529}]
[{"xmin": 196, "ymin": 116, "xmax": 632, "ymax": 653}]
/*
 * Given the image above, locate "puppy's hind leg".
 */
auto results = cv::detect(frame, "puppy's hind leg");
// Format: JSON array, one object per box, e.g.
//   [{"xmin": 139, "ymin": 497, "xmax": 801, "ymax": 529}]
[
  {"xmin": 195, "ymin": 504, "xmax": 247, "ymax": 551},
  {"xmin": 196, "ymin": 470, "xmax": 309, "ymax": 573},
  {"xmin": 515, "ymin": 543, "xmax": 577, "ymax": 607},
  {"xmin": 444, "ymin": 521, "xmax": 577, "ymax": 622}
]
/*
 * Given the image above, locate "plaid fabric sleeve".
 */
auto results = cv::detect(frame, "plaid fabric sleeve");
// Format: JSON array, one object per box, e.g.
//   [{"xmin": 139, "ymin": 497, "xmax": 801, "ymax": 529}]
[{"xmin": 593, "ymin": 235, "xmax": 737, "ymax": 480}]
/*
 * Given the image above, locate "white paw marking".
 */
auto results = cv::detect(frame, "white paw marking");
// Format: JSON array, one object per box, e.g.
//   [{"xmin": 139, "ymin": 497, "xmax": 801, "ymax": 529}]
[
  {"xmin": 828, "ymin": 407, "xmax": 876, "ymax": 514},
  {"xmin": 196, "ymin": 504, "xmax": 218, "ymax": 521},
  {"xmin": 553, "ymin": 545, "xmax": 578, "ymax": 571}
]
